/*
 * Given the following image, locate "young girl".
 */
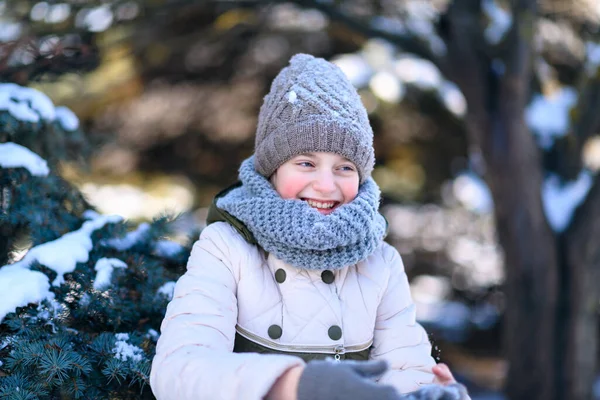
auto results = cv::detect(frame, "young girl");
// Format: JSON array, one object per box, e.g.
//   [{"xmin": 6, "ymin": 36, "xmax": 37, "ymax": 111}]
[{"xmin": 150, "ymin": 54, "xmax": 468, "ymax": 400}]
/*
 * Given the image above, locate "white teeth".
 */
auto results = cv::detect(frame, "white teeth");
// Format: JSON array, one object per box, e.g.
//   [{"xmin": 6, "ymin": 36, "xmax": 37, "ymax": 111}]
[{"xmin": 306, "ymin": 199, "xmax": 335, "ymax": 209}]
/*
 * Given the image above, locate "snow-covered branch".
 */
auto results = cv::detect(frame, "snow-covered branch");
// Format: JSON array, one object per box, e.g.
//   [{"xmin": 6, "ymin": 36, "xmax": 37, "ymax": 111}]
[
  {"xmin": 0, "ymin": 83, "xmax": 79, "ymax": 130},
  {"xmin": 291, "ymin": 0, "xmax": 448, "ymax": 74},
  {"xmin": 0, "ymin": 142, "xmax": 50, "ymax": 176},
  {"xmin": 0, "ymin": 213, "xmax": 122, "ymax": 322}
]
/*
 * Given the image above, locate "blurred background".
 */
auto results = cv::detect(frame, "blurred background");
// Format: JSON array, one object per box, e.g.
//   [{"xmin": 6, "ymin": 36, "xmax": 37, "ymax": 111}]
[{"xmin": 3, "ymin": 0, "xmax": 600, "ymax": 398}]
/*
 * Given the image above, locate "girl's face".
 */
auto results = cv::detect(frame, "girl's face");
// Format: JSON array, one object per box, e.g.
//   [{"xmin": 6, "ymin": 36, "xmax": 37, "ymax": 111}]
[{"xmin": 270, "ymin": 152, "xmax": 360, "ymax": 215}]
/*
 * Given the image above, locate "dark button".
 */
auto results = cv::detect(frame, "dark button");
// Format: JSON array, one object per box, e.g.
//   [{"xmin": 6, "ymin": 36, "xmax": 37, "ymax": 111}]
[
  {"xmin": 275, "ymin": 269, "xmax": 286, "ymax": 283},
  {"xmin": 321, "ymin": 270, "xmax": 335, "ymax": 284},
  {"xmin": 328, "ymin": 325, "xmax": 342, "ymax": 340},
  {"xmin": 268, "ymin": 324, "xmax": 282, "ymax": 339}
]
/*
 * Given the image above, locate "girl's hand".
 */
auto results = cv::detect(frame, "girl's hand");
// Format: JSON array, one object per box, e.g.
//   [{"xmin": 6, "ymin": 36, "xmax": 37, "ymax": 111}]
[
  {"xmin": 432, "ymin": 363, "xmax": 456, "ymax": 385},
  {"xmin": 266, "ymin": 365, "xmax": 305, "ymax": 400}
]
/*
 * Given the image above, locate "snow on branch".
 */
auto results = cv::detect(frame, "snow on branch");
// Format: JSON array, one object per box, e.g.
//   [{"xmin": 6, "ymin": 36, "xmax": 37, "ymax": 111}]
[
  {"xmin": 0, "ymin": 213, "xmax": 123, "ymax": 322},
  {"xmin": 586, "ymin": 42, "xmax": 600, "ymax": 75},
  {"xmin": 0, "ymin": 83, "xmax": 79, "ymax": 130},
  {"xmin": 0, "ymin": 142, "xmax": 49, "ymax": 176},
  {"xmin": 542, "ymin": 170, "xmax": 593, "ymax": 232},
  {"xmin": 525, "ymin": 87, "xmax": 578, "ymax": 149},
  {"xmin": 102, "ymin": 222, "xmax": 150, "ymax": 251},
  {"xmin": 10, "ymin": 213, "xmax": 124, "ymax": 286},
  {"xmin": 157, "ymin": 281, "xmax": 176, "ymax": 301},
  {"xmin": 0, "ymin": 265, "xmax": 52, "ymax": 323},
  {"xmin": 482, "ymin": 0, "xmax": 512, "ymax": 44},
  {"xmin": 113, "ymin": 333, "xmax": 144, "ymax": 362},
  {"xmin": 93, "ymin": 258, "xmax": 128, "ymax": 291},
  {"xmin": 333, "ymin": 47, "xmax": 466, "ymax": 116},
  {"xmin": 297, "ymin": 0, "xmax": 445, "ymax": 71}
]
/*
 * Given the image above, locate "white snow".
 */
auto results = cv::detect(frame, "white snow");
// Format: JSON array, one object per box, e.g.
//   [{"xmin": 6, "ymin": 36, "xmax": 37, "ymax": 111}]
[
  {"xmin": 9, "ymin": 84, "xmax": 55, "ymax": 120},
  {"xmin": 369, "ymin": 71, "xmax": 405, "ymax": 103},
  {"xmin": 482, "ymin": 0, "xmax": 512, "ymax": 44},
  {"xmin": 362, "ymin": 39, "xmax": 396, "ymax": 70},
  {"xmin": 157, "ymin": 281, "xmax": 176, "ymax": 301},
  {"xmin": 453, "ymin": 172, "xmax": 494, "ymax": 213},
  {"xmin": 39, "ymin": 36, "xmax": 60, "ymax": 56},
  {"xmin": 526, "ymin": 87, "xmax": 578, "ymax": 149},
  {"xmin": 371, "ymin": 16, "xmax": 406, "ymax": 35},
  {"xmin": 0, "ymin": 142, "xmax": 49, "ymax": 176},
  {"xmin": 154, "ymin": 240, "xmax": 184, "ymax": 258},
  {"xmin": 416, "ymin": 300, "xmax": 471, "ymax": 332},
  {"xmin": 338, "ymin": 45, "xmax": 466, "ymax": 116},
  {"xmin": 393, "ymin": 56, "xmax": 442, "ymax": 90},
  {"xmin": 116, "ymin": 2, "xmax": 140, "ymax": 21},
  {"xmin": 146, "ymin": 328, "xmax": 159, "ymax": 341},
  {"xmin": 79, "ymin": 293, "xmax": 91, "ymax": 306},
  {"xmin": 447, "ymin": 237, "xmax": 504, "ymax": 286},
  {"xmin": 83, "ymin": 209, "xmax": 101, "ymax": 220},
  {"xmin": 55, "ymin": 106, "xmax": 79, "ymax": 131},
  {"xmin": 0, "ymin": 83, "xmax": 80, "ymax": 128},
  {"xmin": 113, "ymin": 333, "xmax": 144, "ymax": 362},
  {"xmin": 2, "ymin": 213, "xmax": 122, "ymax": 292},
  {"xmin": 404, "ymin": 1, "xmax": 447, "ymax": 56},
  {"xmin": 45, "ymin": 3, "xmax": 71, "ymax": 24},
  {"xmin": 31, "ymin": 2, "xmax": 49, "ymax": 21},
  {"xmin": 81, "ymin": 182, "xmax": 194, "ymax": 220},
  {"xmin": 410, "ymin": 275, "xmax": 451, "ymax": 304},
  {"xmin": 439, "ymin": 81, "xmax": 467, "ymax": 117},
  {"xmin": 0, "ymin": 22, "xmax": 21, "ymax": 42},
  {"xmin": 268, "ymin": 4, "xmax": 328, "ymax": 32},
  {"xmin": 0, "ymin": 265, "xmax": 52, "ymax": 323},
  {"xmin": 332, "ymin": 54, "xmax": 373, "ymax": 88},
  {"xmin": 0, "ymin": 84, "xmax": 40, "ymax": 123},
  {"xmin": 585, "ymin": 41, "xmax": 600, "ymax": 76},
  {"xmin": 287, "ymin": 90, "xmax": 297, "ymax": 103},
  {"xmin": 80, "ymin": 6, "xmax": 114, "ymax": 32},
  {"xmin": 103, "ymin": 222, "xmax": 150, "ymax": 251},
  {"xmin": 542, "ymin": 170, "xmax": 593, "ymax": 232},
  {"xmin": 93, "ymin": 258, "xmax": 127, "ymax": 290},
  {"xmin": 0, "ymin": 337, "xmax": 13, "ymax": 350}
]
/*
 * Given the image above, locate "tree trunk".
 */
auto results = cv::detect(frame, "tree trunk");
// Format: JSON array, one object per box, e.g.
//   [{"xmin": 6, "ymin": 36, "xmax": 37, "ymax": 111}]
[
  {"xmin": 562, "ymin": 179, "xmax": 600, "ymax": 400},
  {"xmin": 443, "ymin": 1, "xmax": 567, "ymax": 398},
  {"xmin": 485, "ymin": 85, "xmax": 560, "ymax": 400}
]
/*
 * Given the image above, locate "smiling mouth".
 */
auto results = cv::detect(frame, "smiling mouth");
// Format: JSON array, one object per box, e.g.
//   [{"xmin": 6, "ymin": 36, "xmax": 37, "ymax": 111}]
[{"xmin": 302, "ymin": 198, "xmax": 339, "ymax": 210}]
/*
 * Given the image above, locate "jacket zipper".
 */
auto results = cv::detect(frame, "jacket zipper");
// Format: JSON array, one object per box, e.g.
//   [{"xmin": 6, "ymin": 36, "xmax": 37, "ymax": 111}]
[{"xmin": 236, "ymin": 325, "xmax": 373, "ymax": 355}]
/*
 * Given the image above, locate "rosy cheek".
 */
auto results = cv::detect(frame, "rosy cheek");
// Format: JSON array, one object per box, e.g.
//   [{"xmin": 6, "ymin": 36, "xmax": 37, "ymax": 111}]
[
  {"xmin": 340, "ymin": 181, "xmax": 359, "ymax": 204},
  {"xmin": 276, "ymin": 180, "xmax": 305, "ymax": 199}
]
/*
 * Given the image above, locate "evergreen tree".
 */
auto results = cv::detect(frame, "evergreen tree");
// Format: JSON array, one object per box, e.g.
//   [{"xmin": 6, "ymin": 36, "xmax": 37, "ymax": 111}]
[{"xmin": 0, "ymin": 83, "xmax": 193, "ymax": 399}]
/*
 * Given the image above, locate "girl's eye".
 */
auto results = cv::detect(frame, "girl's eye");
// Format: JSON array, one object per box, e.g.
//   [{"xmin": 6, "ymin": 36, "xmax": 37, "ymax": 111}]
[
  {"xmin": 339, "ymin": 165, "xmax": 356, "ymax": 172},
  {"xmin": 297, "ymin": 161, "xmax": 314, "ymax": 168}
]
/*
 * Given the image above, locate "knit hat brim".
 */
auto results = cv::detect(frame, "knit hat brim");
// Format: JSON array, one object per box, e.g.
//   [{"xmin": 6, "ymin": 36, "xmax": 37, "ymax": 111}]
[{"xmin": 254, "ymin": 116, "xmax": 374, "ymax": 182}]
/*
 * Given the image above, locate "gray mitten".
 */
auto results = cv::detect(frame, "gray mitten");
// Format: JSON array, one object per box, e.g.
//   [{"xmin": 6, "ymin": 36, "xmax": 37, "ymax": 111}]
[
  {"xmin": 400, "ymin": 383, "xmax": 470, "ymax": 400},
  {"xmin": 297, "ymin": 359, "xmax": 400, "ymax": 400}
]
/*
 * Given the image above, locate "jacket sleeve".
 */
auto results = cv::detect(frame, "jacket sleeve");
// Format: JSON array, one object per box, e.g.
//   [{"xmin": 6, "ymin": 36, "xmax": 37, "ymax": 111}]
[
  {"xmin": 369, "ymin": 245, "xmax": 436, "ymax": 394},
  {"xmin": 150, "ymin": 222, "xmax": 304, "ymax": 400}
]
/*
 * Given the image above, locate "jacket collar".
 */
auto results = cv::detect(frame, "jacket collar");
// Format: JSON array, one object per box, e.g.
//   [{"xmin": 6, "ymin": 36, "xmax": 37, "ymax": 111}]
[{"xmin": 206, "ymin": 182, "xmax": 258, "ymax": 245}]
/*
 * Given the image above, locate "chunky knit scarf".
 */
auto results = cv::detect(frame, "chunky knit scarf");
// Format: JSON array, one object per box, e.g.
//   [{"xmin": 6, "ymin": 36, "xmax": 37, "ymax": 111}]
[{"xmin": 216, "ymin": 156, "xmax": 387, "ymax": 270}]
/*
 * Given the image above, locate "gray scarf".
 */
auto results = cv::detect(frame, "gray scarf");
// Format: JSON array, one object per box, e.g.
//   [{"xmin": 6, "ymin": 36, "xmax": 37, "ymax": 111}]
[{"xmin": 216, "ymin": 156, "xmax": 387, "ymax": 270}]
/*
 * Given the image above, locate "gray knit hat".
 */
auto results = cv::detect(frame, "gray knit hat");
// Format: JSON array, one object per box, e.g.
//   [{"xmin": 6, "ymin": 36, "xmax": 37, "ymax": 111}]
[{"xmin": 254, "ymin": 53, "xmax": 375, "ymax": 182}]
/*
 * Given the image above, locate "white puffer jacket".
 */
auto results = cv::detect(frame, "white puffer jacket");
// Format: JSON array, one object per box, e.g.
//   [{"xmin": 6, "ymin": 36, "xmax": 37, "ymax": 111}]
[{"xmin": 150, "ymin": 222, "xmax": 436, "ymax": 400}]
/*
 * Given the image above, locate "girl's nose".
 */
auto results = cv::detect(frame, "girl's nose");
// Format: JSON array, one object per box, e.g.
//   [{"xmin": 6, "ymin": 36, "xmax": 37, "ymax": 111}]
[{"xmin": 313, "ymin": 171, "xmax": 336, "ymax": 194}]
